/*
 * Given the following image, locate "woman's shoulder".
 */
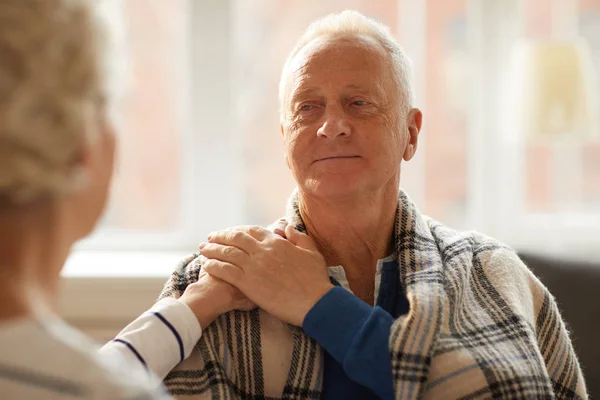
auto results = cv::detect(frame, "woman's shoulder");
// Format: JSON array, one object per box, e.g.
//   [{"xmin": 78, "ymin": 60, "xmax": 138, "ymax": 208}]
[{"xmin": 0, "ymin": 317, "xmax": 170, "ymax": 399}]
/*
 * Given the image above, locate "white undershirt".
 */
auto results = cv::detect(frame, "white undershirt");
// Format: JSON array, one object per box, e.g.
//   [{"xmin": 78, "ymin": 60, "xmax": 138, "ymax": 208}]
[{"xmin": 327, "ymin": 253, "xmax": 397, "ymax": 306}]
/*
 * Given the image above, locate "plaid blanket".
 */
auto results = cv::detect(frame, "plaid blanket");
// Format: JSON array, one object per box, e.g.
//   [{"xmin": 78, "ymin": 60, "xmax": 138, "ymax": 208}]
[{"xmin": 158, "ymin": 190, "xmax": 587, "ymax": 399}]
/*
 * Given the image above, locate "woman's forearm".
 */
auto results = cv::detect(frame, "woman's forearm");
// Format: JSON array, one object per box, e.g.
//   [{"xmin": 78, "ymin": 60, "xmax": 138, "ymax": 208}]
[{"xmin": 99, "ymin": 297, "xmax": 202, "ymax": 382}]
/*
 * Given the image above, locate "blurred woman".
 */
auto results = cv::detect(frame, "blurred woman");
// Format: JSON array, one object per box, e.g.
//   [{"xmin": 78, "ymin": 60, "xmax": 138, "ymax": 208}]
[{"xmin": 0, "ymin": 1, "xmax": 253, "ymax": 398}]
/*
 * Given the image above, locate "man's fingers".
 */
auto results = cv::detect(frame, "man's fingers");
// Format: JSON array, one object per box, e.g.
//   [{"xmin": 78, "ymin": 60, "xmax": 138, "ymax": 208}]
[
  {"xmin": 268, "ymin": 218, "xmax": 288, "ymax": 238},
  {"xmin": 197, "ymin": 267, "xmax": 208, "ymax": 279},
  {"xmin": 207, "ymin": 228, "xmax": 259, "ymax": 253},
  {"xmin": 239, "ymin": 225, "xmax": 273, "ymax": 241},
  {"xmin": 285, "ymin": 225, "xmax": 318, "ymax": 251},
  {"xmin": 199, "ymin": 243, "xmax": 248, "ymax": 266},
  {"xmin": 202, "ymin": 259, "xmax": 244, "ymax": 287}
]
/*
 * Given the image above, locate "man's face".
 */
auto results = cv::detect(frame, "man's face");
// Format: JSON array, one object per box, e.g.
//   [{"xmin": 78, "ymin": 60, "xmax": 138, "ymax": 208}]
[{"xmin": 281, "ymin": 35, "xmax": 418, "ymax": 201}]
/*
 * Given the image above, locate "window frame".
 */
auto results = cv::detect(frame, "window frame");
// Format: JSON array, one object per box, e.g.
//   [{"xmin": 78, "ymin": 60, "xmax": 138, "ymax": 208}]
[
  {"xmin": 484, "ymin": 0, "xmax": 600, "ymax": 257},
  {"xmin": 68, "ymin": 0, "xmax": 600, "ymax": 272},
  {"xmin": 75, "ymin": 0, "xmax": 243, "ymax": 253},
  {"xmin": 60, "ymin": 0, "xmax": 600, "ymax": 334}
]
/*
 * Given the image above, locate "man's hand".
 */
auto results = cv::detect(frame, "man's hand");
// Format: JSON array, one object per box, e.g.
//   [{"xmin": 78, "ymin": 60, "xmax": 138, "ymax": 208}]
[
  {"xmin": 198, "ymin": 225, "xmax": 334, "ymax": 327},
  {"xmin": 178, "ymin": 269, "xmax": 256, "ymax": 330}
]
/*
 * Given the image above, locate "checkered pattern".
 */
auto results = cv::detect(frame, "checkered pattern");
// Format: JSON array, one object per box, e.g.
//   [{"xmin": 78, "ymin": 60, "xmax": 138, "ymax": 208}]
[{"xmin": 158, "ymin": 190, "xmax": 587, "ymax": 399}]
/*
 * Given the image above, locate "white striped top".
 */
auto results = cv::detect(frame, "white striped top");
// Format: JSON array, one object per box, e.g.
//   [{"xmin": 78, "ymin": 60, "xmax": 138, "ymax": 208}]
[{"xmin": 0, "ymin": 297, "xmax": 202, "ymax": 399}]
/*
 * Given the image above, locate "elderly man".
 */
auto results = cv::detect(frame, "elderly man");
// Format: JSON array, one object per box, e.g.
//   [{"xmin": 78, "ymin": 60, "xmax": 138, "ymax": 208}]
[{"xmin": 148, "ymin": 10, "xmax": 587, "ymax": 399}]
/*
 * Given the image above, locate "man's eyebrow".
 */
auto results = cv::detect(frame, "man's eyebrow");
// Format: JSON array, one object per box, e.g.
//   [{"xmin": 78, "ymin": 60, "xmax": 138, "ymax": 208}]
[
  {"xmin": 344, "ymin": 84, "xmax": 366, "ymax": 91},
  {"xmin": 343, "ymin": 84, "xmax": 381, "ymax": 95},
  {"xmin": 344, "ymin": 84, "xmax": 388, "ymax": 100},
  {"xmin": 290, "ymin": 87, "xmax": 320, "ymax": 103}
]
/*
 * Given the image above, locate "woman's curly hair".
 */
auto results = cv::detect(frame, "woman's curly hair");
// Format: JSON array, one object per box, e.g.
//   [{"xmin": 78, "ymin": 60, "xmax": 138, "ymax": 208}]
[{"xmin": 0, "ymin": 0, "xmax": 127, "ymax": 205}]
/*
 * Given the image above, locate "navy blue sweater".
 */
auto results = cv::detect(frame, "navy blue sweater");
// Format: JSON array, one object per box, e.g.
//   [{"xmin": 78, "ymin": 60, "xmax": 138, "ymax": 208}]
[{"xmin": 302, "ymin": 258, "xmax": 409, "ymax": 399}]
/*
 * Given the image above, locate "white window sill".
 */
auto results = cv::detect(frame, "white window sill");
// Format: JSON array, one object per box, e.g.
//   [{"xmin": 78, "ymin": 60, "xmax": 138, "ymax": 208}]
[
  {"xmin": 62, "ymin": 250, "xmax": 191, "ymax": 278},
  {"xmin": 497, "ymin": 213, "xmax": 600, "ymax": 262},
  {"xmin": 59, "ymin": 250, "xmax": 192, "ymax": 339}
]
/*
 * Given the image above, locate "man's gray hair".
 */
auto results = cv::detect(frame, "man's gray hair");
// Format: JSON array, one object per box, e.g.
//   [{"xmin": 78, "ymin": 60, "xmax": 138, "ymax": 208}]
[
  {"xmin": 278, "ymin": 10, "xmax": 414, "ymax": 121},
  {"xmin": 0, "ymin": 0, "xmax": 127, "ymax": 205}
]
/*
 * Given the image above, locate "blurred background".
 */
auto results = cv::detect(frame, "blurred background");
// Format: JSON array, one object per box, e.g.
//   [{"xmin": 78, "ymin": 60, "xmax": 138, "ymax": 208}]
[
  {"xmin": 72, "ymin": 0, "xmax": 600, "ymax": 262},
  {"xmin": 59, "ymin": 1, "xmax": 600, "ymax": 391}
]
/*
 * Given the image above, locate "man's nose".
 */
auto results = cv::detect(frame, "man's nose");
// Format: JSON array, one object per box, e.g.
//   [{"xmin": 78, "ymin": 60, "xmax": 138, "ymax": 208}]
[{"xmin": 316, "ymin": 108, "xmax": 351, "ymax": 139}]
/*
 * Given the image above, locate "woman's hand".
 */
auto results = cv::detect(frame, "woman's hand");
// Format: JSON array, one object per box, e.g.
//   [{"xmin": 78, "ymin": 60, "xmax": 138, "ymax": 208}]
[
  {"xmin": 178, "ymin": 221, "xmax": 288, "ymax": 329},
  {"xmin": 199, "ymin": 225, "xmax": 333, "ymax": 327},
  {"xmin": 178, "ymin": 269, "xmax": 256, "ymax": 329}
]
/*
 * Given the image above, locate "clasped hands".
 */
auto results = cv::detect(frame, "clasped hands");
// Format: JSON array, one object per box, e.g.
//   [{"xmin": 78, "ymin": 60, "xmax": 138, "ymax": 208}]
[{"xmin": 189, "ymin": 223, "xmax": 333, "ymax": 327}]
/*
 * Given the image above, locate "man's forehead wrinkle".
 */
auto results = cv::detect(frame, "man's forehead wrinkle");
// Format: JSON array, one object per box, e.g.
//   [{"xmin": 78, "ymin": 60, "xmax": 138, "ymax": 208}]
[
  {"xmin": 290, "ymin": 64, "xmax": 390, "ymax": 101},
  {"xmin": 288, "ymin": 36, "xmax": 352, "ymax": 78},
  {"xmin": 290, "ymin": 49, "xmax": 320, "ymax": 81},
  {"xmin": 290, "ymin": 69, "xmax": 316, "ymax": 101},
  {"xmin": 284, "ymin": 35, "xmax": 395, "ymax": 107},
  {"xmin": 293, "ymin": 40, "xmax": 388, "ymax": 75},
  {"xmin": 292, "ymin": 58, "xmax": 311, "ymax": 81},
  {"xmin": 288, "ymin": 51, "xmax": 327, "ymax": 102}
]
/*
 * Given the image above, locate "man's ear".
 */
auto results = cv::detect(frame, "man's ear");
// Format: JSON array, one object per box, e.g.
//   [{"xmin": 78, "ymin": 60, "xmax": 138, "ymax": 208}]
[
  {"xmin": 403, "ymin": 108, "xmax": 423, "ymax": 162},
  {"xmin": 284, "ymin": 153, "xmax": 290, "ymax": 169}
]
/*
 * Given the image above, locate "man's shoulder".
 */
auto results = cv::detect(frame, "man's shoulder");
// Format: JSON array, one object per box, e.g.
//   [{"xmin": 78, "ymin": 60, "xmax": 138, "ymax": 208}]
[
  {"xmin": 422, "ymin": 216, "xmax": 535, "ymax": 278},
  {"xmin": 159, "ymin": 252, "xmax": 203, "ymax": 299},
  {"xmin": 422, "ymin": 216, "xmax": 512, "ymax": 255},
  {"xmin": 423, "ymin": 217, "xmax": 548, "ymax": 312}
]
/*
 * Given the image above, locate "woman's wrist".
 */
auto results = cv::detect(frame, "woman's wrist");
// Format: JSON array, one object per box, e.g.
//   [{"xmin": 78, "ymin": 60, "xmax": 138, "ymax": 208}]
[
  {"xmin": 178, "ymin": 273, "xmax": 255, "ymax": 329},
  {"xmin": 179, "ymin": 295, "xmax": 223, "ymax": 329}
]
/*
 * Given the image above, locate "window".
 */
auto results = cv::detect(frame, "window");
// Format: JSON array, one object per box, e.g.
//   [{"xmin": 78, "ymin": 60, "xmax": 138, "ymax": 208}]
[
  {"xmin": 421, "ymin": 0, "xmax": 470, "ymax": 228},
  {"xmin": 79, "ymin": 0, "xmax": 193, "ymax": 252},
  {"xmin": 495, "ymin": 0, "xmax": 600, "ymax": 254},
  {"xmin": 521, "ymin": 0, "xmax": 600, "ymax": 214},
  {"xmin": 68, "ymin": 0, "xmax": 600, "ymax": 275}
]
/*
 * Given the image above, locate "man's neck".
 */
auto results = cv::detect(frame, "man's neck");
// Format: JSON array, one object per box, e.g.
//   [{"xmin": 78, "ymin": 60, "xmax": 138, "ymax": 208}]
[{"xmin": 299, "ymin": 185, "xmax": 398, "ymax": 275}]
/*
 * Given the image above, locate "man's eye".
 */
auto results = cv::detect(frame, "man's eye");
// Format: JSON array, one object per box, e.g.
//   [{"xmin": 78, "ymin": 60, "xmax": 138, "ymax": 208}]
[
  {"xmin": 299, "ymin": 104, "xmax": 314, "ymax": 112},
  {"xmin": 352, "ymin": 100, "xmax": 368, "ymax": 106}
]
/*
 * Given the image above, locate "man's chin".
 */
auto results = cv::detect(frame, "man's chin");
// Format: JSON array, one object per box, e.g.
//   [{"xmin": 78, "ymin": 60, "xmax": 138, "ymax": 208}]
[{"xmin": 302, "ymin": 177, "xmax": 365, "ymax": 200}]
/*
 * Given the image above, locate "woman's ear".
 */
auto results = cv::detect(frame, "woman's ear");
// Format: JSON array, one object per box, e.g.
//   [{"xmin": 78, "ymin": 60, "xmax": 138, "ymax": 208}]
[{"xmin": 403, "ymin": 108, "xmax": 423, "ymax": 162}]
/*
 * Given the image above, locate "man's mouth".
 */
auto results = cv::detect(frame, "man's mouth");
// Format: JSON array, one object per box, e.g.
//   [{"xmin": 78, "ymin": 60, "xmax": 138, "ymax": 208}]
[{"xmin": 314, "ymin": 155, "xmax": 360, "ymax": 163}]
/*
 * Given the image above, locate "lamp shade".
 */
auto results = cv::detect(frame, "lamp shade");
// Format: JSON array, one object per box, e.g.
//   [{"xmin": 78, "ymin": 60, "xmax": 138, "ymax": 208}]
[{"xmin": 508, "ymin": 38, "xmax": 599, "ymax": 140}]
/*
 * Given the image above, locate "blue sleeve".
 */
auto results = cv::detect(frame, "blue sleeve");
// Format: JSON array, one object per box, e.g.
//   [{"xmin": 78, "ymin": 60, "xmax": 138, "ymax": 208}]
[{"xmin": 302, "ymin": 286, "xmax": 395, "ymax": 399}]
